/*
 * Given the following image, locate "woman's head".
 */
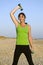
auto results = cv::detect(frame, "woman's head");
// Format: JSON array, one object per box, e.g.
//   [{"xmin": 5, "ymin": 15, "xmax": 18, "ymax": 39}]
[{"xmin": 18, "ymin": 12, "xmax": 26, "ymax": 23}]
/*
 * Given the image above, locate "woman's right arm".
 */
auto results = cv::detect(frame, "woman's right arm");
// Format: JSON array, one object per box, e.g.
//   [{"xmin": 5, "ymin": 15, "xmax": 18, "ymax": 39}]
[{"xmin": 10, "ymin": 6, "xmax": 20, "ymax": 27}]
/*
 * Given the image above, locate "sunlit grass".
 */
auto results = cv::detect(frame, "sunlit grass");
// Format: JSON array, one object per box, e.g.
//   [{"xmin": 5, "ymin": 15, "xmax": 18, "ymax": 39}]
[{"xmin": 0, "ymin": 36, "xmax": 43, "ymax": 65}]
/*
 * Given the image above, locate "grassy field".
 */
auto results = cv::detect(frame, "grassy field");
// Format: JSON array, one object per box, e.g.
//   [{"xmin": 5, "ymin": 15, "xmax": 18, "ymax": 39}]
[{"xmin": 0, "ymin": 37, "xmax": 43, "ymax": 65}]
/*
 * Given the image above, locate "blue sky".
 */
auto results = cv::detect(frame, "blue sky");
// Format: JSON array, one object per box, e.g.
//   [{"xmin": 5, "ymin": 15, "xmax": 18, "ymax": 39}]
[{"xmin": 0, "ymin": 0, "xmax": 43, "ymax": 38}]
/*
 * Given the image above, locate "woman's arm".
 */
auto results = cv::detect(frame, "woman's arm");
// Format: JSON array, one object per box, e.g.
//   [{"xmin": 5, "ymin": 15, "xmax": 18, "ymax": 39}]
[
  {"xmin": 28, "ymin": 25, "xmax": 33, "ymax": 48},
  {"xmin": 10, "ymin": 6, "xmax": 20, "ymax": 27}
]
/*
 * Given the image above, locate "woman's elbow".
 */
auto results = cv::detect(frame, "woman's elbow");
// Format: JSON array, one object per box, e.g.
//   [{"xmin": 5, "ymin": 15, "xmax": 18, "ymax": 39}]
[
  {"xmin": 10, "ymin": 12, "xmax": 13, "ymax": 18},
  {"xmin": 10, "ymin": 12, "xmax": 12, "ymax": 16}
]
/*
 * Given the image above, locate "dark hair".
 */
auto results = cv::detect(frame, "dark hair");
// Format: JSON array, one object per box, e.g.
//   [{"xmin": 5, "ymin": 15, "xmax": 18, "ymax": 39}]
[
  {"xmin": 18, "ymin": 12, "xmax": 26, "ymax": 19},
  {"xmin": 25, "ymin": 23, "xmax": 27, "ymax": 24}
]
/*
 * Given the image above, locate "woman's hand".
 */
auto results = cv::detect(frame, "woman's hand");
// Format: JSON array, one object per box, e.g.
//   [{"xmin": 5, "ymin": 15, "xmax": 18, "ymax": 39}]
[
  {"xmin": 18, "ymin": 4, "xmax": 23, "ymax": 11},
  {"xmin": 30, "ymin": 45, "xmax": 34, "ymax": 54}
]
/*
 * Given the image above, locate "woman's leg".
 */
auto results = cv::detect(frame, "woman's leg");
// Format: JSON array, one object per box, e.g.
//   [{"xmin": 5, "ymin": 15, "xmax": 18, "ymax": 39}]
[
  {"xmin": 23, "ymin": 46, "xmax": 34, "ymax": 65},
  {"xmin": 12, "ymin": 45, "xmax": 22, "ymax": 65}
]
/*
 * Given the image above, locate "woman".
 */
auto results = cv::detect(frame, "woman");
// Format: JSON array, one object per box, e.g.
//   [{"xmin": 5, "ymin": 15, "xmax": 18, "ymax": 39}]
[{"xmin": 10, "ymin": 5, "xmax": 34, "ymax": 65}]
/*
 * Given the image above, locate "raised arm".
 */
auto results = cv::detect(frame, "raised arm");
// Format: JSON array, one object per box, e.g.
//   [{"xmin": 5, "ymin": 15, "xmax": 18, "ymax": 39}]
[{"xmin": 10, "ymin": 6, "xmax": 20, "ymax": 27}]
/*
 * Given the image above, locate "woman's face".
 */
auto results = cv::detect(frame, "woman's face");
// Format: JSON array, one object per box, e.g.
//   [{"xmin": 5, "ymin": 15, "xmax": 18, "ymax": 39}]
[{"xmin": 19, "ymin": 14, "xmax": 25, "ymax": 23}]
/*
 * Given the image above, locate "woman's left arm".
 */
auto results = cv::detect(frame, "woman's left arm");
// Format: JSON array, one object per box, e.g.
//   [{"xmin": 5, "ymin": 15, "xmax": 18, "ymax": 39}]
[{"xmin": 28, "ymin": 25, "xmax": 33, "ymax": 49}]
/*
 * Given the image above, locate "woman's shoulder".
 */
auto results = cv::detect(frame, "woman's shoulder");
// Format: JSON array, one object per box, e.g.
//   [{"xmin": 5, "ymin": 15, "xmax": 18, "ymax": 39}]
[{"xmin": 27, "ymin": 24, "xmax": 31, "ymax": 30}]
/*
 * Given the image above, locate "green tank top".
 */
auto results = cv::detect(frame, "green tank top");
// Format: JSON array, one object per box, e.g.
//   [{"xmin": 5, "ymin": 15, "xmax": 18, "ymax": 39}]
[{"xmin": 16, "ymin": 23, "xmax": 30, "ymax": 45}]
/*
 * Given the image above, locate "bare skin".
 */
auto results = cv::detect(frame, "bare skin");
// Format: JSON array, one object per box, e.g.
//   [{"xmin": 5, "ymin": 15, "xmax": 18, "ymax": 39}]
[
  {"xmin": 10, "ymin": 6, "xmax": 34, "ymax": 50},
  {"xmin": 10, "ymin": 6, "xmax": 20, "ymax": 27}
]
